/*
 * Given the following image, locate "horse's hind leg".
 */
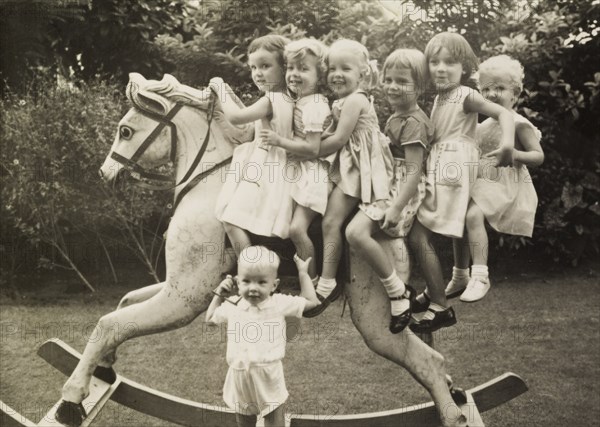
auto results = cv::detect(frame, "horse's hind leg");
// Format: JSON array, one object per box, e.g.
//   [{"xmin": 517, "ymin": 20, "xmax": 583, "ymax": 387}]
[
  {"xmin": 348, "ymin": 240, "xmax": 466, "ymax": 427},
  {"xmin": 98, "ymin": 282, "xmax": 165, "ymax": 367},
  {"xmin": 116, "ymin": 282, "xmax": 164, "ymax": 309},
  {"xmin": 62, "ymin": 286, "xmax": 206, "ymax": 403}
]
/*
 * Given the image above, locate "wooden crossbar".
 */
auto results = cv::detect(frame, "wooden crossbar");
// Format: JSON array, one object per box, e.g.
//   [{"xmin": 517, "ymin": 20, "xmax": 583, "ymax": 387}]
[
  {"xmin": 288, "ymin": 373, "xmax": 525, "ymax": 427},
  {"xmin": 0, "ymin": 339, "xmax": 528, "ymax": 427},
  {"xmin": 0, "ymin": 401, "xmax": 37, "ymax": 427},
  {"xmin": 37, "ymin": 339, "xmax": 238, "ymax": 427},
  {"xmin": 459, "ymin": 391, "xmax": 485, "ymax": 427},
  {"xmin": 36, "ymin": 376, "xmax": 119, "ymax": 427}
]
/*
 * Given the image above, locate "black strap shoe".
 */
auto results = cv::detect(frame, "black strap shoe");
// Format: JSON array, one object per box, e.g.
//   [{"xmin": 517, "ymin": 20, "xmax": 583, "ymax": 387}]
[
  {"xmin": 409, "ymin": 306, "xmax": 457, "ymax": 333},
  {"xmin": 412, "ymin": 292, "xmax": 430, "ymax": 313},
  {"xmin": 55, "ymin": 400, "xmax": 86, "ymax": 427},
  {"xmin": 389, "ymin": 285, "xmax": 416, "ymax": 334},
  {"xmin": 303, "ymin": 281, "xmax": 344, "ymax": 318}
]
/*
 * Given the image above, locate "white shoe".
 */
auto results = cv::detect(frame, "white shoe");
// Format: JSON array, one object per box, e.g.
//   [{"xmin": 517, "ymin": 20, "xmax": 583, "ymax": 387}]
[
  {"xmin": 459, "ymin": 278, "xmax": 491, "ymax": 302},
  {"xmin": 445, "ymin": 276, "xmax": 470, "ymax": 298}
]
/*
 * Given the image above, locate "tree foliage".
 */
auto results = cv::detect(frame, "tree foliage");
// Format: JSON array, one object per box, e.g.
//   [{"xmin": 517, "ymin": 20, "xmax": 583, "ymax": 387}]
[
  {"xmin": 0, "ymin": 74, "xmax": 169, "ymax": 288},
  {"xmin": 478, "ymin": 0, "xmax": 600, "ymax": 263},
  {"xmin": 1, "ymin": 0, "xmax": 598, "ymax": 289}
]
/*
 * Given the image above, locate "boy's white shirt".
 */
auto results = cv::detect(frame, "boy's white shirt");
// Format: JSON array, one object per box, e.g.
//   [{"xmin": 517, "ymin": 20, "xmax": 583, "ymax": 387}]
[{"xmin": 211, "ymin": 293, "xmax": 306, "ymax": 370}]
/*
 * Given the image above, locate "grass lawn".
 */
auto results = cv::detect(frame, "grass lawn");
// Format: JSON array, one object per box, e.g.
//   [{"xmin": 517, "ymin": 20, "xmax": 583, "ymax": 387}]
[{"xmin": 1, "ymin": 261, "xmax": 599, "ymax": 426}]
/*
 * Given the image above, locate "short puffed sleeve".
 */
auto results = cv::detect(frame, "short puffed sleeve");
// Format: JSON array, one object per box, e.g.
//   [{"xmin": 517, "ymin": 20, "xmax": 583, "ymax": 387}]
[
  {"xmin": 386, "ymin": 115, "xmax": 430, "ymax": 150},
  {"xmin": 210, "ymin": 302, "xmax": 232, "ymax": 324},
  {"xmin": 272, "ymin": 293, "xmax": 306, "ymax": 318},
  {"xmin": 301, "ymin": 95, "xmax": 332, "ymax": 133},
  {"xmin": 400, "ymin": 116, "xmax": 432, "ymax": 150},
  {"xmin": 514, "ymin": 113, "xmax": 542, "ymax": 142}
]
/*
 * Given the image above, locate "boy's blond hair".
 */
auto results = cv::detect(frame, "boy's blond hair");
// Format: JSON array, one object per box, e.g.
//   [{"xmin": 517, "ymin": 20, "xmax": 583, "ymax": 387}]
[{"xmin": 238, "ymin": 245, "xmax": 280, "ymax": 275}]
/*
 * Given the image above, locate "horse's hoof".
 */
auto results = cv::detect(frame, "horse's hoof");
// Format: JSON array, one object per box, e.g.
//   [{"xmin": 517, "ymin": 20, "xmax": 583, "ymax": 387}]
[
  {"xmin": 55, "ymin": 400, "xmax": 86, "ymax": 427},
  {"xmin": 93, "ymin": 365, "xmax": 117, "ymax": 384},
  {"xmin": 450, "ymin": 386, "xmax": 468, "ymax": 406}
]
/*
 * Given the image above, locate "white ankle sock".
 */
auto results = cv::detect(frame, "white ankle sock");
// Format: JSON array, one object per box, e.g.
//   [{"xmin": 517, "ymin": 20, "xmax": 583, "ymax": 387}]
[
  {"xmin": 380, "ymin": 271, "xmax": 407, "ymax": 316},
  {"xmin": 422, "ymin": 302, "xmax": 446, "ymax": 320},
  {"xmin": 311, "ymin": 276, "xmax": 319, "ymax": 288},
  {"xmin": 452, "ymin": 267, "xmax": 470, "ymax": 282},
  {"xmin": 380, "ymin": 271, "xmax": 406, "ymax": 298},
  {"xmin": 471, "ymin": 265, "xmax": 489, "ymax": 281},
  {"xmin": 416, "ymin": 289, "xmax": 429, "ymax": 304},
  {"xmin": 316, "ymin": 277, "xmax": 336, "ymax": 298}
]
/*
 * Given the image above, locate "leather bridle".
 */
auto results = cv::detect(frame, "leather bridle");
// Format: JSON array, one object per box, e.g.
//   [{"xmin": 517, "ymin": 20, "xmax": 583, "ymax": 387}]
[{"xmin": 109, "ymin": 92, "xmax": 232, "ymax": 212}]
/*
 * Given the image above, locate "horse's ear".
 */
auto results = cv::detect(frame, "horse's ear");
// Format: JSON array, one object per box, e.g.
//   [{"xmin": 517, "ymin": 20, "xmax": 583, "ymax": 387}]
[
  {"xmin": 126, "ymin": 73, "xmax": 173, "ymax": 115},
  {"xmin": 126, "ymin": 73, "xmax": 147, "ymax": 104},
  {"xmin": 159, "ymin": 74, "xmax": 180, "ymax": 94},
  {"xmin": 135, "ymin": 91, "xmax": 172, "ymax": 115}
]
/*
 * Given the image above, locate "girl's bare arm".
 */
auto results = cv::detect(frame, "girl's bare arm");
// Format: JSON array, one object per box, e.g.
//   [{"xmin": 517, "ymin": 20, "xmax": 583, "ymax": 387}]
[
  {"xmin": 513, "ymin": 123, "xmax": 544, "ymax": 167},
  {"xmin": 319, "ymin": 93, "xmax": 369, "ymax": 157},
  {"xmin": 465, "ymin": 91, "xmax": 515, "ymax": 166}
]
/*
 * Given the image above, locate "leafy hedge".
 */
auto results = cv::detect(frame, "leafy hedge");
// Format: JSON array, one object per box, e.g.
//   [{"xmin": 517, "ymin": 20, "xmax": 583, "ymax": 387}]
[
  {"xmin": 0, "ymin": 75, "xmax": 169, "ymax": 289},
  {"xmin": 157, "ymin": 0, "xmax": 600, "ymax": 264},
  {"xmin": 1, "ymin": 0, "xmax": 598, "ymax": 290}
]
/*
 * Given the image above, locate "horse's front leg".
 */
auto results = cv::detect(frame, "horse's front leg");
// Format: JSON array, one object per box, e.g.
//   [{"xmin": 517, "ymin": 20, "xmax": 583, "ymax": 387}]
[
  {"xmin": 61, "ymin": 282, "xmax": 209, "ymax": 403},
  {"xmin": 347, "ymin": 239, "xmax": 466, "ymax": 427},
  {"xmin": 97, "ymin": 282, "xmax": 165, "ymax": 367}
]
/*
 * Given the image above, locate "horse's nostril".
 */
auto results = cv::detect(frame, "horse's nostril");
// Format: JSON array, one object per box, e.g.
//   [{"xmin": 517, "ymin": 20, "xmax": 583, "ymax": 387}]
[{"xmin": 98, "ymin": 169, "xmax": 104, "ymax": 179}]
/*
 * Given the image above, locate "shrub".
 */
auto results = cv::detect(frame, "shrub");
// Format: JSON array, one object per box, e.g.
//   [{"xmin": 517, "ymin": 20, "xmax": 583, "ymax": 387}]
[
  {"xmin": 0, "ymin": 74, "xmax": 169, "ymax": 289},
  {"xmin": 479, "ymin": 0, "xmax": 600, "ymax": 264}
]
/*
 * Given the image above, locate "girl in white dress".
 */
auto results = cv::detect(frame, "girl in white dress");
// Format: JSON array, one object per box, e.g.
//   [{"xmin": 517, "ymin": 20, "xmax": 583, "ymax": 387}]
[
  {"xmin": 261, "ymin": 38, "xmax": 333, "ymax": 285},
  {"xmin": 211, "ymin": 35, "xmax": 295, "ymax": 254},
  {"xmin": 409, "ymin": 33, "xmax": 516, "ymax": 334},
  {"xmin": 448, "ymin": 55, "xmax": 544, "ymax": 302}
]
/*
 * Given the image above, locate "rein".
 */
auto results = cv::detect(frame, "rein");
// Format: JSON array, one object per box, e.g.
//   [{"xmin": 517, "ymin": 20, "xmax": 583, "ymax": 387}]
[
  {"xmin": 110, "ymin": 93, "xmax": 232, "ymax": 214},
  {"xmin": 110, "ymin": 103, "xmax": 183, "ymax": 185}
]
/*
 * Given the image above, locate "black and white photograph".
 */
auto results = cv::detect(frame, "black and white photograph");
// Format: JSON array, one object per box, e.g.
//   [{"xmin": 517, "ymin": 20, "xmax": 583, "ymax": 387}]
[{"xmin": 1, "ymin": 1, "xmax": 598, "ymax": 426}]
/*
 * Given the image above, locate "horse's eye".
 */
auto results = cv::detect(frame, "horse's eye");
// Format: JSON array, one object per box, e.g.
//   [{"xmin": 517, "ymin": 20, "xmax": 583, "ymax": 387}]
[{"xmin": 120, "ymin": 126, "xmax": 133, "ymax": 140}]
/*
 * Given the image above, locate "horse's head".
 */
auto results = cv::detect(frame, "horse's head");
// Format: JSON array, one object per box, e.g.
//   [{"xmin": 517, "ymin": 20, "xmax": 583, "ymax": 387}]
[
  {"xmin": 100, "ymin": 73, "xmax": 252, "ymax": 187},
  {"xmin": 100, "ymin": 74, "xmax": 174, "ymax": 184}
]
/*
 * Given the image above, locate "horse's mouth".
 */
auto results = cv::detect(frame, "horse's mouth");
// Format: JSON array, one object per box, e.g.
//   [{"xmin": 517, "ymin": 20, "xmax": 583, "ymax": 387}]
[{"xmin": 98, "ymin": 166, "xmax": 128, "ymax": 189}]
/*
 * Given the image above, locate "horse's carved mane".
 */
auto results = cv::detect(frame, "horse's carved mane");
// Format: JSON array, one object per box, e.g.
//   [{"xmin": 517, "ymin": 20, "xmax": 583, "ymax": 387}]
[{"xmin": 126, "ymin": 73, "xmax": 253, "ymax": 145}]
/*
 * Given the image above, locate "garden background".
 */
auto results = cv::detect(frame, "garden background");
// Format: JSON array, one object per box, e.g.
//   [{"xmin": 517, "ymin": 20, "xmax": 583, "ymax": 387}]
[
  {"xmin": 0, "ymin": 1, "xmax": 599, "ymax": 425},
  {"xmin": 1, "ymin": 0, "xmax": 598, "ymax": 290}
]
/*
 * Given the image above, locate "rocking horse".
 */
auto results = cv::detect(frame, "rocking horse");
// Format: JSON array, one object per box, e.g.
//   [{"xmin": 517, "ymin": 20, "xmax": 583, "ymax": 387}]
[{"xmin": 0, "ymin": 74, "xmax": 527, "ymax": 427}]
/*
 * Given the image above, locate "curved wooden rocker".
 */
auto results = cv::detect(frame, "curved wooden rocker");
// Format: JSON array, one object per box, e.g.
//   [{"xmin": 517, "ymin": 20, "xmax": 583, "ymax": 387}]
[{"xmin": 0, "ymin": 339, "xmax": 527, "ymax": 427}]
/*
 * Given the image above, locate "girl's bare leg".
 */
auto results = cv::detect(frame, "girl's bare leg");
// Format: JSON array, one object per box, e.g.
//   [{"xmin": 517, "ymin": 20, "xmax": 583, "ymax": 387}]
[
  {"xmin": 465, "ymin": 203, "xmax": 488, "ymax": 265},
  {"xmin": 289, "ymin": 206, "xmax": 320, "ymax": 279},
  {"xmin": 223, "ymin": 222, "xmax": 252, "ymax": 257},
  {"xmin": 452, "ymin": 236, "xmax": 471, "ymax": 270},
  {"xmin": 320, "ymin": 187, "xmax": 358, "ymax": 279},
  {"xmin": 408, "ymin": 219, "xmax": 447, "ymax": 307},
  {"xmin": 346, "ymin": 211, "xmax": 393, "ymax": 278}
]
